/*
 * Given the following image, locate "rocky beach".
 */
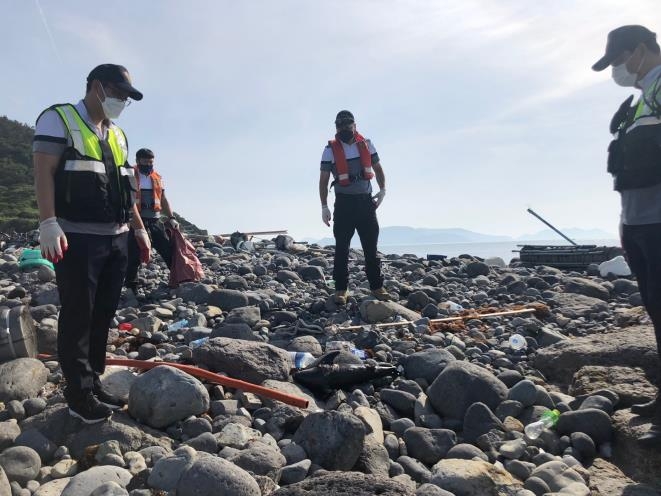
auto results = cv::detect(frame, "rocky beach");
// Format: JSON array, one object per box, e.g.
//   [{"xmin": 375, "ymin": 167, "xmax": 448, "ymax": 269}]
[{"xmin": 0, "ymin": 235, "xmax": 659, "ymax": 496}]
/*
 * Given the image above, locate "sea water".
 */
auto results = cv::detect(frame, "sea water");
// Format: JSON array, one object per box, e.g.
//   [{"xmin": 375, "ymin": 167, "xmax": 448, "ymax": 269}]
[{"xmin": 376, "ymin": 239, "xmax": 620, "ymax": 264}]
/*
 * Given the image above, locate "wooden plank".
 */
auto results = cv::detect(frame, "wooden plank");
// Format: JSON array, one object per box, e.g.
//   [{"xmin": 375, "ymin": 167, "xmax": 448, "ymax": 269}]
[{"xmin": 334, "ymin": 307, "xmax": 538, "ymax": 332}]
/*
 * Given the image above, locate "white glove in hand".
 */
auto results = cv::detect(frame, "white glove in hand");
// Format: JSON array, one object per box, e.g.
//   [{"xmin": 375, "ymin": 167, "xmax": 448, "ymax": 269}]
[
  {"xmin": 322, "ymin": 205, "xmax": 332, "ymax": 226},
  {"xmin": 372, "ymin": 189, "xmax": 386, "ymax": 208},
  {"xmin": 39, "ymin": 217, "xmax": 68, "ymax": 263},
  {"xmin": 134, "ymin": 228, "xmax": 152, "ymax": 264},
  {"xmin": 167, "ymin": 217, "xmax": 180, "ymax": 230}
]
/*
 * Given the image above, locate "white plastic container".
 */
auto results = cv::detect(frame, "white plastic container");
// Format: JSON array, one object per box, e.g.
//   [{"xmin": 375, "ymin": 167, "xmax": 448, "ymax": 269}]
[{"xmin": 508, "ymin": 334, "xmax": 527, "ymax": 351}]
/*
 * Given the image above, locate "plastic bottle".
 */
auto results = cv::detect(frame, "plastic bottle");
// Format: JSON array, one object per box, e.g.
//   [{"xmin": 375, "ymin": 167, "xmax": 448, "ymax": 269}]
[
  {"xmin": 443, "ymin": 301, "xmax": 464, "ymax": 313},
  {"xmin": 189, "ymin": 337, "xmax": 210, "ymax": 349},
  {"xmin": 524, "ymin": 409, "xmax": 561, "ymax": 439},
  {"xmin": 326, "ymin": 341, "xmax": 366, "ymax": 359},
  {"xmin": 168, "ymin": 319, "xmax": 189, "ymax": 332},
  {"xmin": 288, "ymin": 351, "xmax": 316, "ymax": 369},
  {"xmin": 509, "ymin": 334, "xmax": 527, "ymax": 351}
]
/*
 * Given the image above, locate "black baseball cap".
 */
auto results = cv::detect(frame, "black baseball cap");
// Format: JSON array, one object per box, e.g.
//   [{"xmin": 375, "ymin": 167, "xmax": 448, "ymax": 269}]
[
  {"xmin": 592, "ymin": 25, "xmax": 657, "ymax": 71},
  {"xmin": 87, "ymin": 64, "xmax": 143, "ymax": 100},
  {"xmin": 136, "ymin": 148, "xmax": 154, "ymax": 159},
  {"xmin": 335, "ymin": 110, "xmax": 355, "ymax": 125}
]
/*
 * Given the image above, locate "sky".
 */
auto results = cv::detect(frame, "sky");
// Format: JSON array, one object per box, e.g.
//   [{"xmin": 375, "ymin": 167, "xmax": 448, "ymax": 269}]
[{"xmin": 3, "ymin": 0, "xmax": 661, "ymax": 241}]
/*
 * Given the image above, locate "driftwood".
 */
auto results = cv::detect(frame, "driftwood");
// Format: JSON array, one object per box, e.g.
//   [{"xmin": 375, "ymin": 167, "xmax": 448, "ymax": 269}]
[{"xmin": 335, "ymin": 307, "xmax": 542, "ymax": 332}]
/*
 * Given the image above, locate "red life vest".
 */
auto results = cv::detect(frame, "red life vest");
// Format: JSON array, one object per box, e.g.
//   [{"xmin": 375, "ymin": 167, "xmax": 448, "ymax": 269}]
[
  {"xmin": 134, "ymin": 167, "xmax": 163, "ymax": 212},
  {"xmin": 328, "ymin": 132, "xmax": 374, "ymax": 186}
]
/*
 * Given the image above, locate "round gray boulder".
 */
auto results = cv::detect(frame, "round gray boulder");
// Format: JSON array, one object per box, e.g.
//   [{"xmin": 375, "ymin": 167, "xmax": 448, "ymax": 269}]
[
  {"xmin": 427, "ymin": 361, "xmax": 508, "ymax": 420},
  {"xmin": 0, "ymin": 422, "xmax": 20, "ymax": 451},
  {"xmin": 293, "ymin": 411, "xmax": 366, "ymax": 471},
  {"xmin": 556, "ymin": 408, "xmax": 613, "ymax": 445},
  {"xmin": 128, "ymin": 366, "xmax": 210, "ymax": 429},
  {"xmin": 229, "ymin": 445, "xmax": 286, "ymax": 481},
  {"xmin": 176, "ymin": 456, "xmax": 261, "ymax": 496},
  {"xmin": 404, "ymin": 349, "xmax": 456, "ymax": 383},
  {"xmin": 0, "ymin": 446, "xmax": 41, "ymax": 485},
  {"xmin": 61, "ymin": 466, "xmax": 131, "ymax": 496},
  {"xmin": 403, "ymin": 428, "xmax": 457, "ymax": 465},
  {"xmin": 0, "ymin": 359, "xmax": 48, "ymax": 402}
]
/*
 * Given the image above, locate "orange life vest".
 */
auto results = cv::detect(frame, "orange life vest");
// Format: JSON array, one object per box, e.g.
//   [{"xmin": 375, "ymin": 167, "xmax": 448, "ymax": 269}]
[
  {"xmin": 134, "ymin": 167, "xmax": 163, "ymax": 212},
  {"xmin": 328, "ymin": 132, "xmax": 374, "ymax": 186}
]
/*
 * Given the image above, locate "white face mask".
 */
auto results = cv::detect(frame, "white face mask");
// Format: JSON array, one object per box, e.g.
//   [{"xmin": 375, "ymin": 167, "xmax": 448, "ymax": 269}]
[
  {"xmin": 97, "ymin": 85, "xmax": 127, "ymax": 119},
  {"xmin": 611, "ymin": 50, "xmax": 646, "ymax": 87}
]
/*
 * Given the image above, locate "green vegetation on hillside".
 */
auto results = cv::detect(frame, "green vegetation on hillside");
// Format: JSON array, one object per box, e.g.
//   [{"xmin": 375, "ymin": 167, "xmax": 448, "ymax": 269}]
[
  {"xmin": 0, "ymin": 115, "xmax": 206, "ymax": 234},
  {"xmin": 0, "ymin": 116, "xmax": 39, "ymax": 232}
]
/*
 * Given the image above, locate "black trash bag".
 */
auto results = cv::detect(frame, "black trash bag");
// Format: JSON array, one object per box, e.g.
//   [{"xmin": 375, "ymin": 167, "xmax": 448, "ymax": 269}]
[
  {"xmin": 230, "ymin": 231, "xmax": 248, "ymax": 250},
  {"xmin": 275, "ymin": 234, "xmax": 294, "ymax": 251}
]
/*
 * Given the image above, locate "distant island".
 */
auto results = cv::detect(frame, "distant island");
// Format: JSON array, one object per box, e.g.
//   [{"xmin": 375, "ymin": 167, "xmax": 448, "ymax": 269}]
[{"xmin": 304, "ymin": 226, "xmax": 617, "ymax": 247}]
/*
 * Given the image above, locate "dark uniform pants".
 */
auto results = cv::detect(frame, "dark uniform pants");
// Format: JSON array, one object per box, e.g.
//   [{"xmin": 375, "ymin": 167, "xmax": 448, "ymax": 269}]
[
  {"xmin": 55, "ymin": 232, "xmax": 128, "ymax": 400},
  {"xmin": 621, "ymin": 223, "xmax": 661, "ymax": 380},
  {"xmin": 332, "ymin": 193, "xmax": 384, "ymax": 291},
  {"xmin": 125, "ymin": 219, "xmax": 172, "ymax": 289}
]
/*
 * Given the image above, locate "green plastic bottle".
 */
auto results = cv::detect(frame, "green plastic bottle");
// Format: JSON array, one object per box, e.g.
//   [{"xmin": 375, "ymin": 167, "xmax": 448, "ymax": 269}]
[{"xmin": 524, "ymin": 409, "xmax": 560, "ymax": 439}]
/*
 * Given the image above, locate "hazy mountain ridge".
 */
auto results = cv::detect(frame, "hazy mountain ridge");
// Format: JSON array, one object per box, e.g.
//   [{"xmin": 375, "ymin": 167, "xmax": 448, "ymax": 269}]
[{"xmin": 305, "ymin": 226, "xmax": 616, "ymax": 247}]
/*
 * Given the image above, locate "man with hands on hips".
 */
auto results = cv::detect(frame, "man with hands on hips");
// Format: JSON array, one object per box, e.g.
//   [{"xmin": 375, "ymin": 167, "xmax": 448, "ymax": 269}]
[
  {"xmin": 319, "ymin": 110, "xmax": 390, "ymax": 306},
  {"xmin": 33, "ymin": 64, "xmax": 151, "ymax": 423}
]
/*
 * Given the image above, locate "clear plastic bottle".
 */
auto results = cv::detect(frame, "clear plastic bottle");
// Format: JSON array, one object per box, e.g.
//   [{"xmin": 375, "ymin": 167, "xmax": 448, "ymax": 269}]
[
  {"xmin": 326, "ymin": 341, "xmax": 366, "ymax": 359},
  {"xmin": 509, "ymin": 334, "xmax": 527, "ymax": 351},
  {"xmin": 189, "ymin": 337, "xmax": 209, "ymax": 349},
  {"xmin": 168, "ymin": 319, "xmax": 190, "ymax": 332},
  {"xmin": 524, "ymin": 409, "xmax": 560, "ymax": 439},
  {"xmin": 288, "ymin": 351, "xmax": 316, "ymax": 369}
]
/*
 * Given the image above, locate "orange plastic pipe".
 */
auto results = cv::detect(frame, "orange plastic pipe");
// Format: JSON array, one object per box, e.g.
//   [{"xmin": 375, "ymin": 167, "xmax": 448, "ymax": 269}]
[{"xmin": 38, "ymin": 354, "xmax": 309, "ymax": 409}]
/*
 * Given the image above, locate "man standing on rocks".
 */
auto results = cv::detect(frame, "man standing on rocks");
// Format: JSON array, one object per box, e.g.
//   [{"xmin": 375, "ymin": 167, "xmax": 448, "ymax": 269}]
[
  {"xmin": 125, "ymin": 148, "xmax": 178, "ymax": 293},
  {"xmin": 33, "ymin": 64, "xmax": 151, "ymax": 423},
  {"xmin": 593, "ymin": 25, "xmax": 661, "ymax": 448},
  {"xmin": 319, "ymin": 110, "xmax": 390, "ymax": 305}
]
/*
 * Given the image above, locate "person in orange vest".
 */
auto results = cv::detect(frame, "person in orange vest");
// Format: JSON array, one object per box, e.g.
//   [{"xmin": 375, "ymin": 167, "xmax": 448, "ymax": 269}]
[
  {"xmin": 125, "ymin": 148, "xmax": 178, "ymax": 293},
  {"xmin": 319, "ymin": 110, "xmax": 391, "ymax": 305}
]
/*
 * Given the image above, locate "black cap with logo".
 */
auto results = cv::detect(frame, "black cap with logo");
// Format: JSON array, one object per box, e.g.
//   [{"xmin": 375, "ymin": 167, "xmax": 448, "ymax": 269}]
[
  {"xmin": 592, "ymin": 25, "xmax": 657, "ymax": 71},
  {"xmin": 87, "ymin": 64, "xmax": 144, "ymax": 100}
]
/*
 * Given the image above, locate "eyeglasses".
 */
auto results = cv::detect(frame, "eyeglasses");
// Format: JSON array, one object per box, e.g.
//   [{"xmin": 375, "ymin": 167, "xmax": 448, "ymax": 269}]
[
  {"xmin": 103, "ymin": 84, "xmax": 132, "ymax": 105},
  {"xmin": 335, "ymin": 119, "xmax": 354, "ymax": 126}
]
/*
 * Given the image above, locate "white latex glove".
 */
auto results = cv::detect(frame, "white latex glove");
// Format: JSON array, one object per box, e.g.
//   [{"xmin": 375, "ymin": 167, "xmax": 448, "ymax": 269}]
[
  {"xmin": 372, "ymin": 189, "xmax": 386, "ymax": 208},
  {"xmin": 134, "ymin": 228, "xmax": 152, "ymax": 264},
  {"xmin": 322, "ymin": 205, "xmax": 332, "ymax": 226},
  {"xmin": 39, "ymin": 217, "xmax": 68, "ymax": 263},
  {"xmin": 167, "ymin": 217, "xmax": 180, "ymax": 230}
]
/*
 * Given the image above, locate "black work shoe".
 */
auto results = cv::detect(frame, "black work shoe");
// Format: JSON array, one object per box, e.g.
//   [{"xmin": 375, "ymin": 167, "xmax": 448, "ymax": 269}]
[
  {"xmin": 68, "ymin": 393, "xmax": 113, "ymax": 424},
  {"xmin": 631, "ymin": 396, "xmax": 659, "ymax": 417},
  {"xmin": 94, "ymin": 386, "xmax": 126, "ymax": 409},
  {"xmin": 637, "ymin": 425, "xmax": 661, "ymax": 451}
]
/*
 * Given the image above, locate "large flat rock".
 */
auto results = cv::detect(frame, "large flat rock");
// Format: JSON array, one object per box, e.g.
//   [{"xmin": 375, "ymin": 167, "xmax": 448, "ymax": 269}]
[
  {"xmin": 569, "ymin": 366, "xmax": 658, "ymax": 407},
  {"xmin": 587, "ymin": 458, "xmax": 658, "ymax": 496},
  {"xmin": 549, "ymin": 293, "xmax": 610, "ymax": 319},
  {"xmin": 611, "ymin": 410, "xmax": 661, "ymax": 491},
  {"xmin": 534, "ymin": 326, "xmax": 659, "ymax": 385}
]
